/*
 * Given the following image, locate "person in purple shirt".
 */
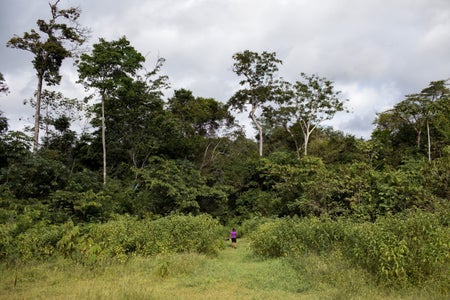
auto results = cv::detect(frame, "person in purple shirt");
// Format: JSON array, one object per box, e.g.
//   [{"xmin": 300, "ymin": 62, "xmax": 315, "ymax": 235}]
[{"xmin": 230, "ymin": 228, "xmax": 237, "ymax": 249}]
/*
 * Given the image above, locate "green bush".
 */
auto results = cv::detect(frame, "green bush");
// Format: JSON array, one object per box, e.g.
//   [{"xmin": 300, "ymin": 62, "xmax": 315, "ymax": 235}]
[
  {"xmin": 240, "ymin": 216, "xmax": 275, "ymax": 238},
  {"xmin": 16, "ymin": 222, "xmax": 62, "ymax": 260},
  {"xmin": 249, "ymin": 217, "xmax": 344, "ymax": 257},
  {"xmin": 55, "ymin": 214, "xmax": 225, "ymax": 264},
  {"xmin": 0, "ymin": 222, "xmax": 15, "ymax": 260},
  {"xmin": 137, "ymin": 214, "xmax": 224, "ymax": 256},
  {"xmin": 343, "ymin": 212, "xmax": 450, "ymax": 287},
  {"xmin": 249, "ymin": 213, "xmax": 450, "ymax": 287},
  {"xmin": 87, "ymin": 214, "xmax": 141, "ymax": 262},
  {"xmin": 249, "ymin": 218, "xmax": 307, "ymax": 257}
]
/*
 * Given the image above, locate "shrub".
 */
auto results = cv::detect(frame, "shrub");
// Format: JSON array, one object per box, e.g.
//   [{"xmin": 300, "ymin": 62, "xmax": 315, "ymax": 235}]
[
  {"xmin": 138, "ymin": 214, "xmax": 224, "ymax": 256},
  {"xmin": 54, "ymin": 214, "xmax": 225, "ymax": 264},
  {"xmin": 87, "ymin": 214, "xmax": 141, "ymax": 262},
  {"xmin": 343, "ymin": 212, "xmax": 450, "ymax": 287},
  {"xmin": 249, "ymin": 218, "xmax": 307, "ymax": 257},
  {"xmin": 0, "ymin": 222, "xmax": 15, "ymax": 261},
  {"xmin": 16, "ymin": 222, "xmax": 62, "ymax": 260},
  {"xmin": 240, "ymin": 216, "xmax": 275, "ymax": 238},
  {"xmin": 248, "ymin": 213, "xmax": 450, "ymax": 287},
  {"xmin": 249, "ymin": 217, "xmax": 344, "ymax": 258}
]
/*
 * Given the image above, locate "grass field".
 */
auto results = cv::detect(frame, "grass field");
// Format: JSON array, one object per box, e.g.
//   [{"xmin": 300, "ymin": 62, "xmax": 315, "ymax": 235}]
[{"xmin": 0, "ymin": 239, "xmax": 446, "ymax": 299}]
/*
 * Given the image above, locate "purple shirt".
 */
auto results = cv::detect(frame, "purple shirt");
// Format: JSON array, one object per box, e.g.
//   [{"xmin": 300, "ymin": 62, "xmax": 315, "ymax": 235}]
[{"xmin": 230, "ymin": 231, "xmax": 237, "ymax": 239}]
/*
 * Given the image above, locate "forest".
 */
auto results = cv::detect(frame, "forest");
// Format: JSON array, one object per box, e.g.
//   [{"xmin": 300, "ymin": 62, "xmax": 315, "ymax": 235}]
[{"xmin": 0, "ymin": 1, "xmax": 449, "ymax": 298}]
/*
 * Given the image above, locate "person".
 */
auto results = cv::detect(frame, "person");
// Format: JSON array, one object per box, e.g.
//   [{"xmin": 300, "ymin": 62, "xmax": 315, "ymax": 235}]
[{"xmin": 230, "ymin": 228, "xmax": 237, "ymax": 249}]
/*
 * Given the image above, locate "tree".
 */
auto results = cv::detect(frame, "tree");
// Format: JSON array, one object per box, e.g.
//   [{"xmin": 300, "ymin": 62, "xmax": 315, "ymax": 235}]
[
  {"xmin": 42, "ymin": 115, "xmax": 78, "ymax": 167},
  {"xmin": 419, "ymin": 79, "xmax": 449, "ymax": 161},
  {"xmin": 7, "ymin": 0, "xmax": 87, "ymax": 154},
  {"xmin": 103, "ymin": 58, "xmax": 170, "ymax": 176},
  {"xmin": 272, "ymin": 73, "xmax": 347, "ymax": 157},
  {"xmin": 77, "ymin": 37, "xmax": 145, "ymax": 185},
  {"xmin": 0, "ymin": 111, "xmax": 10, "ymax": 169},
  {"xmin": 168, "ymin": 89, "xmax": 236, "ymax": 167},
  {"xmin": 169, "ymin": 89, "xmax": 234, "ymax": 138},
  {"xmin": 228, "ymin": 50, "xmax": 282, "ymax": 156},
  {"xmin": 374, "ymin": 79, "xmax": 449, "ymax": 162},
  {"xmin": 22, "ymin": 89, "xmax": 83, "ymax": 148},
  {"xmin": 394, "ymin": 95, "xmax": 426, "ymax": 150},
  {"xmin": 371, "ymin": 108, "xmax": 417, "ymax": 167},
  {"xmin": 0, "ymin": 72, "xmax": 9, "ymax": 94}
]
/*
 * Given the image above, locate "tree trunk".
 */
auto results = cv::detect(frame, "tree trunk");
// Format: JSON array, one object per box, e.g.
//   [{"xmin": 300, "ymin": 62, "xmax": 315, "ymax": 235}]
[
  {"xmin": 249, "ymin": 108, "xmax": 263, "ymax": 156},
  {"xmin": 200, "ymin": 141, "xmax": 221, "ymax": 171},
  {"xmin": 302, "ymin": 120, "xmax": 315, "ymax": 157},
  {"xmin": 285, "ymin": 125, "xmax": 301, "ymax": 159},
  {"xmin": 101, "ymin": 93, "xmax": 107, "ymax": 185},
  {"xmin": 33, "ymin": 75, "xmax": 44, "ymax": 154},
  {"xmin": 416, "ymin": 129, "xmax": 421, "ymax": 149},
  {"xmin": 427, "ymin": 119, "xmax": 431, "ymax": 161},
  {"xmin": 304, "ymin": 131, "xmax": 310, "ymax": 156}
]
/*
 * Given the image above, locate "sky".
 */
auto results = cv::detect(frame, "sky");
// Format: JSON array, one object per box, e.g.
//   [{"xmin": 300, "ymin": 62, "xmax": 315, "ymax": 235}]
[{"xmin": 1, "ymin": 0, "xmax": 449, "ymax": 139}]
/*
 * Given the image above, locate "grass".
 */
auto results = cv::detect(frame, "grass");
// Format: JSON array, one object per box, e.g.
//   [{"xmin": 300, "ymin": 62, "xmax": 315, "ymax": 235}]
[{"xmin": 0, "ymin": 239, "xmax": 447, "ymax": 299}]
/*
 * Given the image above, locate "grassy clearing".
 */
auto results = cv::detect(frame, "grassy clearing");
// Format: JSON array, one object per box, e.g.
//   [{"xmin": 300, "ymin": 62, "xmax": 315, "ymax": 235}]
[{"xmin": 0, "ymin": 239, "xmax": 446, "ymax": 299}]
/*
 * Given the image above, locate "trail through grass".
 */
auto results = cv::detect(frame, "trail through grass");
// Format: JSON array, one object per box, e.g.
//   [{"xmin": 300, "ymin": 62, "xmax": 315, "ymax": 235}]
[{"xmin": 1, "ymin": 239, "xmax": 445, "ymax": 299}]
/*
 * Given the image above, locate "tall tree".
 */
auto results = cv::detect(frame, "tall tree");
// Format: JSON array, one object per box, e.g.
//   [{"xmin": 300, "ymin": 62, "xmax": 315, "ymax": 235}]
[
  {"xmin": 7, "ymin": 0, "xmax": 87, "ymax": 154},
  {"xmin": 104, "ymin": 57, "xmax": 171, "ymax": 175},
  {"xmin": 419, "ymin": 79, "xmax": 450, "ymax": 161},
  {"xmin": 272, "ymin": 73, "xmax": 347, "ymax": 157},
  {"xmin": 228, "ymin": 50, "xmax": 282, "ymax": 156},
  {"xmin": 77, "ymin": 37, "xmax": 145, "ymax": 184},
  {"xmin": 372, "ymin": 79, "xmax": 450, "ymax": 164},
  {"xmin": 394, "ymin": 95, "xmax": 426, "ymax": 150},
  {"xmin": 378, "ymin": 79, "xmax": 450, "ymax": 161}
]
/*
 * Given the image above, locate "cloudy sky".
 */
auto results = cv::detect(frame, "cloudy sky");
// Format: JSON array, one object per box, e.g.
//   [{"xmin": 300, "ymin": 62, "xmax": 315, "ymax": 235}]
[{"xmin": 1, "ymin": 0, "xmax": 449, "ymax": 139}]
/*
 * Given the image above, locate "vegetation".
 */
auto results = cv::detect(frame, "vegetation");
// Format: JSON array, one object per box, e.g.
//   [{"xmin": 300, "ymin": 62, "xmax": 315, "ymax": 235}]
[
  {"xmin": 248, "ymin": 212, "xmax": 449, "ymax": 288},
  {"xmin": 1, "ymin": 239, "xmax": 447, "ymax": 299},
  {"xmin": 6, "ymin": 0, "xmax": 87, "ymax": 153},
  {"xmin": 1, "ymin": 1, "xmax": 449, "ymax": 299}
]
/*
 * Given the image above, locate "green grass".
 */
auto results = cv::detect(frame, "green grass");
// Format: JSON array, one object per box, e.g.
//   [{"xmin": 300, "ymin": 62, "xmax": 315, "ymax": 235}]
[{"xmin": 0, "ymin": 239, "xmax": 447, "ymax": 299}]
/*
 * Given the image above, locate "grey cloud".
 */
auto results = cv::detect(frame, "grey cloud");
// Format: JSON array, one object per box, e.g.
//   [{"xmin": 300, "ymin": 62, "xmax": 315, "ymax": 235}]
[{"xmin": 1, "ymin": 0, "xmax": 449, "ymax": 139}]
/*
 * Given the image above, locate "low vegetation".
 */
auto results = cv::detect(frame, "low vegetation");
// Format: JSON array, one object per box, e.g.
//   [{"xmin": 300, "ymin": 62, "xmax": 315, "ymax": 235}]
[
  {"xmin": 248, "ymin": 212, "xmax": 450, "ymax": 289},
  {"xmin": 1, "ymin": 214, "xmax": 449, "ymax": 299}
]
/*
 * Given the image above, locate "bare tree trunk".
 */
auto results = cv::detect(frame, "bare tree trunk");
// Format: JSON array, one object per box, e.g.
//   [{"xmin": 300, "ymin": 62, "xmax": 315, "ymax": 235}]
[
  {"xmin": 301, "ymin": 120, "xmax": 315, "ymax": 156},
  {"xmin": 258, "ymin": 124, "xmax": 263, "ymax": 157},
  {"xmin": 200, "ymin": 141, "xmax": 221, "ymax": 171},
  {"xmin": 249, "ymin": 108, "xmax": 263, "ymax": 156},
  {"xmin": 416, "ymin": 130, "xmax": 422, "ymax": 149},
  {"xmin": 427, "ymin": 119, "xmax": 431, "ymax": 161},
  {"xmin": 33, "ymin": 76, "xmax": 44, "ymax": 154},
  {"xmin": 101, "ymin": 93, "xmax": 107, "ymax": 185},
  {"xmin": 304, "ymin": 130, "xmax": 310, "ymax": 156}
]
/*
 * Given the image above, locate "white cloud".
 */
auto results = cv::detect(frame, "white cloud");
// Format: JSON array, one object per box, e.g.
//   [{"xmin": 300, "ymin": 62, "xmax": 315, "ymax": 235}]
[{"xmin": 324, "ymin": 81, "xmax": 402, "ymax": 138}]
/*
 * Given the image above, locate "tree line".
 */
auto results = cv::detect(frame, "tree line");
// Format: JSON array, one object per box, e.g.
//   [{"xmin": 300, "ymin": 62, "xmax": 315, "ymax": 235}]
[{"xmin": 0, "ymin": 1, "xmax": 449, "ymax": 225}]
